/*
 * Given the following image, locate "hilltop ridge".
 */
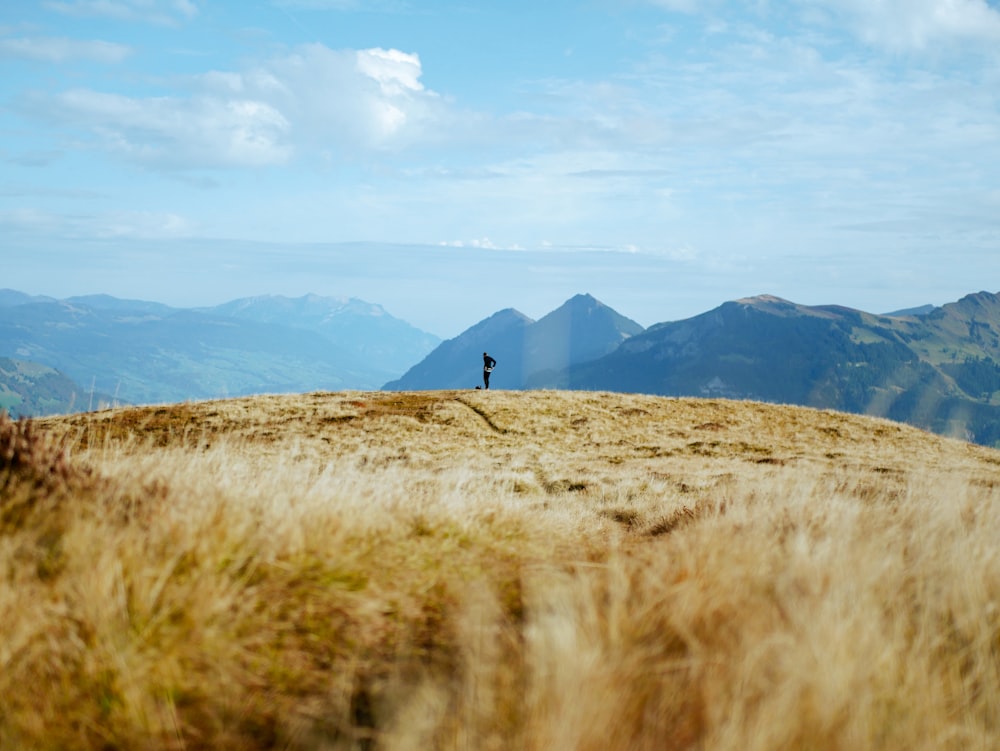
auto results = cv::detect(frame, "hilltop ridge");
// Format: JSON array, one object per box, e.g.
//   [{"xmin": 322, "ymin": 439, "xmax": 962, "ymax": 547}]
[
  {"xmin": 42, "ymin": 389, "xmax": 994, "ymax": 493},
  {"xmin": 13, "ymin": 388, "xmax": 1000, "ymax": 750}
]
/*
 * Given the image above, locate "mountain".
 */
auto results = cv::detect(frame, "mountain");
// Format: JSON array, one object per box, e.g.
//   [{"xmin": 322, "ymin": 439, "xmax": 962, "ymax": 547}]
[
  {"xmin": 0, "ymin": 292, "xmax": 440, "ymax": 409},
  {"xmin": 0, "ymin": 289, "xmax": 57, "ymax": 307},
  {"xmin": 0, "ymin": 357, "xmax": 119, "ymax": 418},
  {"xmin": 384, "ymin": 294, "xmax": 644, "ymax": 390},
  {"xmin": 884, "ymin": 304, "xmax": 935, "ymax": 317},
  {"xmin": 522, "ymin": 293, "xmax": 645, "ymax": 380},
  {"xmin": 383, "ymin": 308, "xmax": 533, "ymax": 390},
  {"xmin": 203, "ymin": 294, "xmax": 439, "ymax": 380},
  {"xmin": 529, "ymin": 292, "xmax": 1000, "ymax": 446},
  {"xmin": 64, "ymin": 293, "xmax": 176, "ymax": 315}
]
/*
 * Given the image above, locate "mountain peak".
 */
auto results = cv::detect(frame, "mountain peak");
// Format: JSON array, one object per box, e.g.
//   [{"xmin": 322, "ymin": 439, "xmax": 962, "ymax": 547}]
[
  {"xmin": 933, "ymin": 291, "xmax": 1000, "ymax": 323},
  {"xmin": 730, "ymin": 295, "xmax": 868, "ymax": 321},
  {"xmin": 465, "ymin": 308, "xmax": 534, "ymax": 337},
  {"xmin": 387, "ymin": 296, "xmax": 643, "ymax": 390},
  {"xmin": 955, "ymin": 291, "xmax": 999, "ymax": 309},
  {"xmin": 735, "ymin": 294, "xmax": 795, "ymax": 308},
  {"xmin": 488, "ymin": 307, "xmax": 532, "ymax": 321},
  {"xmin": 537, "ymin": 294, "xmax": 642, "ymax": 332}
]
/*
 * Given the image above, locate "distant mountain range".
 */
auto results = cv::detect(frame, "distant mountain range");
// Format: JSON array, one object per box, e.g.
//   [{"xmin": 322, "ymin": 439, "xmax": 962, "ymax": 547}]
[
  {"xmin": 579, "ymin": 291, "xmax": 1000, "ymax": 446},
  {"xmin": 394, "ymin": 290, "xmax": 1000, "ymax": 447},
  {"xmin": 0, "ymin": 290, "xmax": 440, "ymax": 414},
  {"xmin": 6, "ymin": 286, "xmax": 1000, "ymax": 448}
]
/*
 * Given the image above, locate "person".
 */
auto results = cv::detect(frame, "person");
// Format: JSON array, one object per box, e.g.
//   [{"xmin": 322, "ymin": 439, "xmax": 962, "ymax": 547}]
[{"xmin": 483, "ymin": 352, "xmax": 497, "ymax": 389}]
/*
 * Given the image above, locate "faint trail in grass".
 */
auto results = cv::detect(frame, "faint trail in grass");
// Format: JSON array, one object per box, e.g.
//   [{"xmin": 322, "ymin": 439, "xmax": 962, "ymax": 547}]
[{"xmin": 453, "ymin": 397, "xmax": 509, "ymax": 434}]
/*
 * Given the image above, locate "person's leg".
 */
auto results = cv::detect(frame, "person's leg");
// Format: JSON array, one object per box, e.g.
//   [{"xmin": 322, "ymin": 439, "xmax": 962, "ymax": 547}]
[{"xmin": 484, "ymin": 371, "xmax": 490, "ymax": 389}]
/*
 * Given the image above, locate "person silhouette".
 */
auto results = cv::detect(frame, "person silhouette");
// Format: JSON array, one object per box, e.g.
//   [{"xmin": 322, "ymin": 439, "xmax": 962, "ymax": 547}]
[{"xmin": 483, "ymin": 352, "xmax": 497, "ymax": 389}]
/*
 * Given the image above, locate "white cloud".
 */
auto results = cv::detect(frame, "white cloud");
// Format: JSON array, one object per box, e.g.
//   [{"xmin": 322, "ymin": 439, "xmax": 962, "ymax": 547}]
[
  {"xmin": 43, "ymin": 0, "xmax": 198, "ymax": 25},
  {"xmin": 45, "ymin": 89, "xmax": 292, "ymax": 168},
  {"xmin": 802, "ymin": 0, "xmax": 1000, "ymax": 51},
  {"xmin": 356, "ymin": 48, "xmax": 424, "ymax": 95},
  {"xmin": 0, "ymin": 36, "xmax": 132, "ymax": 63},
  {"xmin": 203, "ymin": 43, "xmax": 442, "ymax": 150},
  {"xmin": 27, "ymin": 43, "xmax": 443, "ymax": 169},
  {"xmin": 441, "ymin": 237, "xmax": 502, "ymax": 249}
]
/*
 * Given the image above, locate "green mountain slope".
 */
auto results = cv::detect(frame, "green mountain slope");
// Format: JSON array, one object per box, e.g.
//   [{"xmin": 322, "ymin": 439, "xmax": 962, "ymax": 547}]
[
  {"xmin": 205, "ymin": 294, "xmax": 440, "ymax": 379},
  {"xmin": 0, "ymin": 357, "xmax": 119, "ymax": 418},
  {"xmin": 531, "ymin": 292, "xmax": 1000, "ymax": 446}
]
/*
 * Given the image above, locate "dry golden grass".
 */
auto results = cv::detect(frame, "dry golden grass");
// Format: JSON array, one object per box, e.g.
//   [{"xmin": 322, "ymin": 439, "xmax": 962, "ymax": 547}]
[{"xmin": 4, "ymin": 389, "xmax": 1000, "ymax": 750}]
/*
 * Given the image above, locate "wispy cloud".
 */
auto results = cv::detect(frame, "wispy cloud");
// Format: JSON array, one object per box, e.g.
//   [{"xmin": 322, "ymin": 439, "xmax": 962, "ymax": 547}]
[
  {"xmin": 0, "ymin": 207, "xmax": 196, "ymax": 240},
  {"xmin": 805, "ymin": 0, "xmax": 1000, "ymax": 52},
  {"xmin": 2, "ymin": 150, "xmax": 64, "ymax": 168},
  {"xmin": 567, "ymin": 168, "xmax": 673, "ymax": 179},
  {"xmin": 642, "ymin": 0, "xmax": 1000, "ymax": 53},
  {"xmin": 0, "ymin": 185, "xmax": 106, "ymax": 199},
  {"xmin": 440, "ymin": 237, "xmax": 526, "ymax": 251},
  {"xmin": 0, "ymin": 36, "xmax": 132, "ymax": 63},
  {"xmin": 34, "ymin": 89, "xmax": 292, "ymax": 168},
  {"xmin": 271, "ymin": 0, "xmax": 409, "ymax": 11},
  {"xmin": 43, "ymin": 0, "xmax": 198, "ymax": 26}
]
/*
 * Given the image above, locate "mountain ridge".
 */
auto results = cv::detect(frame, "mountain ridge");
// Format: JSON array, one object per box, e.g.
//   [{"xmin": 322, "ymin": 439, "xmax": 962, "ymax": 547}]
[
  {"xmin": 0, "ymin": 290, "xmax": 440, "ymax": 408},
  {"xmin": 530, "ymin": 290, "xmax": 1000, "ymax": 445}
]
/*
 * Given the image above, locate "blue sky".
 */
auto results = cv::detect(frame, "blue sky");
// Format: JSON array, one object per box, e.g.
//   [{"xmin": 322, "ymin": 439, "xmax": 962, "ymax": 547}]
[{"xmin": 3, "ymin": 0, "xmax": 1000, "ymax": 337}]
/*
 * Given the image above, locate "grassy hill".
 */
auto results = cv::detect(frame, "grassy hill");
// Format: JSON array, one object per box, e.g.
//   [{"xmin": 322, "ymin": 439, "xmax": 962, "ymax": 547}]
[{"xmin": 5, "ymin": 390, "xmax": 1000, "ymax": 750}]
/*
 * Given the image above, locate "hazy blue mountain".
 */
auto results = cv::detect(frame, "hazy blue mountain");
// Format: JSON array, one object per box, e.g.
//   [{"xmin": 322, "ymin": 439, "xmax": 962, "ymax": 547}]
[
  {"xmin": 0, "ymin": 291, "xmax": 441, "ymax": 407},
  {"xmin": 0, "ymin": 301, "xmax": 359, "ymax": 404},
  {"xmin": 204, "ymin": 294, "xmax": 440, "ymax": 378},
  {"xmin": 0, "ymin": 289, "xmax": 57, "ymax": 307},
  {"xmin": 522, "ymin": 293, "xmax": 644, "ymax": 381},
  {"xmin": 383, "ymin": 308, "xmax": 533, "ymax": 390},
  {"xmin": 64, "ymin": 293, "xmax": 177, "ymax": 315},
  {"xmin": 530, "ymin": 292, "xmax": 1000, "ymax": 446},
  {"xmin": 385, "ymin": 294, "xmax": 644, "ymax": 390}
]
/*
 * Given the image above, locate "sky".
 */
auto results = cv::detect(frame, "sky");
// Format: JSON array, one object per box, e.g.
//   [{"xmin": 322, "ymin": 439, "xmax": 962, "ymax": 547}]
[{"xmin": 3, "ymin": 0, "xmax": 1000, "ymax": 338}]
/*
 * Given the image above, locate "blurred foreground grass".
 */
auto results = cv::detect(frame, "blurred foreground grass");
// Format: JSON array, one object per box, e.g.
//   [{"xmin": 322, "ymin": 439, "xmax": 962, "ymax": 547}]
[{"xmin": 3, "ymin": 389, "xmax": 1000, "ymax": 750}]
